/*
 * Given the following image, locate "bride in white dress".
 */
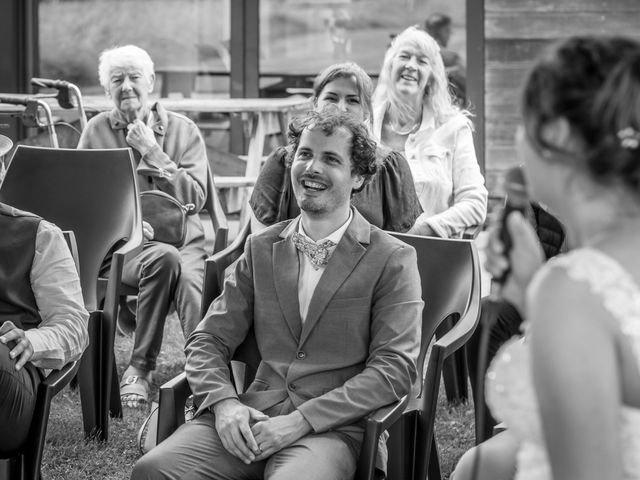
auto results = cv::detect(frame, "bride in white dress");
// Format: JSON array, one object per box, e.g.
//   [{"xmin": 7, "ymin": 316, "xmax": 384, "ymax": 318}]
[{"xmin": 453, "ymin": 36, "xmax": 640, "ymax": 480}]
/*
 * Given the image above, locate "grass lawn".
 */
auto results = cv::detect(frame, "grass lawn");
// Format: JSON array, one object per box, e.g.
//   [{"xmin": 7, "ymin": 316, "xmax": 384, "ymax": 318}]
[{"xmin": 40, "ymin": 313, "xmax": 475, "ymax": 479}]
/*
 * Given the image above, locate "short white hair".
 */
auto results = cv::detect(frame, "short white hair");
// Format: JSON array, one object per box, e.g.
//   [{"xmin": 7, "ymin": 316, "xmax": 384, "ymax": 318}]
[{"xmin": 98, "ymin": 45, "xmax": 155, "ymax": 90}]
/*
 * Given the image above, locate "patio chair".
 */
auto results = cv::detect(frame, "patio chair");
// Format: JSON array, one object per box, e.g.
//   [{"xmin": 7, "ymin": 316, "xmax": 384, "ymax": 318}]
[
  {"xmin": 0, "ymin": 145, "xmax": 144, "ymax": 441},
  {"xmin": 387, "ymin": 233, "xmax": 481, "ymax": 480},
  {"xmin": 0, "ymin": 231, "xmax": 81, "ymax": 480}
]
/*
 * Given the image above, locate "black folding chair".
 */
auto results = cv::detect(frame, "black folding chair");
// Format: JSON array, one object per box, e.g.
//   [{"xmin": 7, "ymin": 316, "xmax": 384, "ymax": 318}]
[{"xmin": 0, "ymin": 145, "xmax": 144, "ymax": 441}]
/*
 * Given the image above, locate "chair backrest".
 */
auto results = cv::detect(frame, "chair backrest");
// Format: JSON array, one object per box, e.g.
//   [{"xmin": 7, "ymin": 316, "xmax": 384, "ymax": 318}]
[
  {"xmin": 388, "ymin": 233, "xmax": 478, "ymax": 388},
  {"xmin": 388, "ymin": 232, "xmax": 481, "ymax": 480},
  {"xmin": 200, "ymin": 216, "xmax": 258, "ymax": 389},
  {"xmin": 0, "ymin": 145, "xmax": 140, "ymax": 311},
  {"xmin": 202, "ymin": 163, "xmax": 229, "ymax": 255},
  {"xmin": 200, "ymin": 215, "xmax": 251, "ymax": 318}
]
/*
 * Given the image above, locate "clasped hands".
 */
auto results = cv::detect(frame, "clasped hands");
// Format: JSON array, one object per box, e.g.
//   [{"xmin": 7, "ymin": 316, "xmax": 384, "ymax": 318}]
[
  {"xmin": 0, "ymin": 320, "xmax": 34, "ymax": 370},
  {"xmin": 213, "ymin": 398, "xmax": 312, "ymax": 464}
]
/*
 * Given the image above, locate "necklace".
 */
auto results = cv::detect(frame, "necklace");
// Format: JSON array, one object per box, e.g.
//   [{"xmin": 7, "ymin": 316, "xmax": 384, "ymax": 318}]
[{"xmin": 387, "ymin": 114, "xmax": 422, "ymax": 136}]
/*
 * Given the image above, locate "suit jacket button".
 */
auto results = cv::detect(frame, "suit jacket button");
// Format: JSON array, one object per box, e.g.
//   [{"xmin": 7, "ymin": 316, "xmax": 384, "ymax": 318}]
[
  {"xmin": 288, "ymin": 383, "xmax": 297, "ymax": 391},
  {"xmin": 296, "ymin": 351, "xmax": 306, "ymax": 359}
]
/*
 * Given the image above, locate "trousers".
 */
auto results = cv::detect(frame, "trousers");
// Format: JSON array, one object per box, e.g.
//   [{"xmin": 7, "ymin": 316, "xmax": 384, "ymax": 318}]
[
  {"xmin": 131, "ymin": 411, "xmax": 358, "ymax": 480},
  {"xmin": 117, "ymin": 234, "xmax": 206, "ymax": 372},
  {"xmin": 0, "ymin": 342, "xmax": 41, "ymax": 453}
]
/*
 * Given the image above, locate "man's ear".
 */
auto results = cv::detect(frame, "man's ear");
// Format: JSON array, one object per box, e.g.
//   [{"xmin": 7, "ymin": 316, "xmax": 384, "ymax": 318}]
[
  {"xmin": 148, "ymin": 73, "xmax": 156, "ymax": 93},
  {"xmin": 352, "ymin": 173, "xmax": 364, "ymax": 191}
]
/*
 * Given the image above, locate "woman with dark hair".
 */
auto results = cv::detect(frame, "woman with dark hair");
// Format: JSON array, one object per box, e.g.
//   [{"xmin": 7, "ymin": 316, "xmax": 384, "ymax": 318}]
[
  {"xmin": 249, "ymin": 62, "xmax": 422, "ymax": 233},
  {"xmin": 453, "ymin": 35, "xmax": 640, "ymax": 480}
]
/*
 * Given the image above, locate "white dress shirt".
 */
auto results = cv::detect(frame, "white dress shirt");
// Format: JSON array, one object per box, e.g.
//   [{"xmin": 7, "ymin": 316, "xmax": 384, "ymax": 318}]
[
  {"xmin": 24, "ymin": 220, "xmax": 89, "ymax": 370},
  {"xmin": 296, "ymin": 210, "xmax": 353, "ymax": 322}
]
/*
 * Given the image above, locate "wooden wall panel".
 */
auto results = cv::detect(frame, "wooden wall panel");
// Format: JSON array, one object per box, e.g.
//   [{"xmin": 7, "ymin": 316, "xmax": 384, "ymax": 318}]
[
  {"xmin": 482, "ymin": 0, "xmax": 640, "ymax": 195},
  {"xmin": 487, "ymin": 13, "xmax": 640, "ymax": 39},
  {"xmin": 487, "ymin": 0, "xmax": 640, "ymax": 12}
]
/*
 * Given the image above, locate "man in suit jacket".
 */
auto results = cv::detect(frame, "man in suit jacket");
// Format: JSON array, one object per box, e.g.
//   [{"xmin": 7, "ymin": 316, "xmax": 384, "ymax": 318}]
[{"xmin": 132, "ymin": 109, "xmax": 423, "ymax": 480}]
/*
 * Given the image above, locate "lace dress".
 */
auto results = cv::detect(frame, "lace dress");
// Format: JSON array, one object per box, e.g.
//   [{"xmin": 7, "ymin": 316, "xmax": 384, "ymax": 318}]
[{"xmin": 486, "ymin": 248, "xmax": 640, "ymax": 480}]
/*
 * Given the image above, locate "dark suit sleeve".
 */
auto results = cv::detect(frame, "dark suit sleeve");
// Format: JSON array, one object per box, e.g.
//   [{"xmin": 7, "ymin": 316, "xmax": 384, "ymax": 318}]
[
  {"xmin": 184, "ymin": 237, "xmax": 255, "ymax": 416},
  {"xmin": 297, "ymin": 244, "xmax": 423, "ymax": 432}
]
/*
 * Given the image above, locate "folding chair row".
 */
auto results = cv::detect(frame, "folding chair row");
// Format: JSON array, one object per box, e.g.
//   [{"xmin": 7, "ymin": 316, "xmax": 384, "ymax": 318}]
[{"xmin": 0, "ymin": 145, "xmax": 228, "ymax": 444}]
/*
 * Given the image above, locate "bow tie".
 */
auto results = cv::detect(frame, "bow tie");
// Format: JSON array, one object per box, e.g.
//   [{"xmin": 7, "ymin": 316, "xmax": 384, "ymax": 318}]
[{"xmin": 292, "ymin": 232, "xmax": 337, "ymax": 270}]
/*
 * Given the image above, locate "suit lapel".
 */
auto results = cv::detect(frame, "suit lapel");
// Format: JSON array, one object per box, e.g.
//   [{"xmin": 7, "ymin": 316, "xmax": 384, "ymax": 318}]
[
  {"xmin": 300, "ymin": 210, "xmax": 371, "ymax": 345},
  {"xmin": 273, "ymin": 219, "xmax": 303, "ymax": 341}
]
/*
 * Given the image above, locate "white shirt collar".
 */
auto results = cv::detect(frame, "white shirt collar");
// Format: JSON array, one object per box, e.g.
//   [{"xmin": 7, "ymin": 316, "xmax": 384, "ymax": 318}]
[{"xmin": 296, "ymin": 209, "xmax": 353, "ymax": 246}]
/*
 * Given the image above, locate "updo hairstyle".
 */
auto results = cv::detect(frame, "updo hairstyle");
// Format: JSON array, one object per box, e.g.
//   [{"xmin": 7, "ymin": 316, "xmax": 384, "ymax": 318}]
[{"xmin": 521, "ymin": 36, "xmax": 640, "ymax": 190}]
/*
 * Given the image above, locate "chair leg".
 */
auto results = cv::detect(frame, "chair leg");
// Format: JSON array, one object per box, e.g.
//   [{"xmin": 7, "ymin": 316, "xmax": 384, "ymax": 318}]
[
  {"xmin": 428, "ymin": 439, "xmax": 442, "ymax": 480},
  {"xmin": 442, "ymin": 347, "xmax": 469, "ymax": 404},
  {"xmin": 385, "ymin": 413, "xmax": 416, "ymax": 480},
  {"xmin": 78, "ymin": 312, "xmax": 102, "ymax": 439},
  {"xmin": 438, "ymin": 317, "xmax": 469, "ymax": 404},
  {"xmin": 0, "ymin": 457, "xmax": 20, "ymax": 480},
  {"xmin": 100, "ymin": 316, "xmax": 119, "ymax": 440},
  {"xmin": 110, "ymin": 357, "xmax": 122, "ymax": 419},
  {"xmin": 116, "ymin": 295, "xmax": 137, "ymax": 337}
]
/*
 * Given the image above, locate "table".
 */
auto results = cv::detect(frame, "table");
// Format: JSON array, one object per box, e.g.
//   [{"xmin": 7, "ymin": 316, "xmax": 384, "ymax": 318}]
[
  {"xmin": 75, "ymin": 95, "xmax": 311, "ymax": 177},
  {"xmin": 154, "ymin": 68, "xmax": 316, "ymax": 99},
  {"xmin": 2, "ymin": 94, "xmax": 312, "ymax": 220},
  {"xmin": 214, "ymin": 176, "xmax": 258, "ymax": 217}
]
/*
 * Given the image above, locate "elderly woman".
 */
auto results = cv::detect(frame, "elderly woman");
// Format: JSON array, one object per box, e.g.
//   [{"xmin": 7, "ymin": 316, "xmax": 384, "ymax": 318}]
[
  {"xmin": 373, "ymin": 26, "xmax": 487, "ymax": 238},
  {"xmin": 249, "ymin": 62, "xmax": 422, "ymax": 233},
  {"xmin": 78, "ymin": 45, "xmax": 209, "ymax": 407}
]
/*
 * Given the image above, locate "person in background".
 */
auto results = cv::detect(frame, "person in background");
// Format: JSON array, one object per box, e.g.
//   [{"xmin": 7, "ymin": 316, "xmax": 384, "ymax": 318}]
[
  {"xmin": 372, "ymin": 26, "xmax": 487, "ymax": 239},
  {"xmin": 452, "ymin": 35, "xmax": 640, "ymax": 480},
  {"xmin": 250, "ymin": 62, "xmax": 422, "ymax": 234},
  {"xmin": 132, "ymin": 108, "xmax": 422, "ymax": 480},
  {"xmin": 424, "ymin": 13, "xmax": 466, "ymax": 106},
  {"xmin": 0, "ymin": 136, "xmax": 89, "ymax": 452},
  {"xmin": 78, "ymin": 45, "xmax": 209, "ymax": 408}
]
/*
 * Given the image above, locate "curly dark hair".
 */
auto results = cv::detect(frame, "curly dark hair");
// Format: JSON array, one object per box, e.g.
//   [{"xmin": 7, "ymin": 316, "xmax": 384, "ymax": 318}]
[
  {"xmin": 522, "ymin": 35, "xmax": 640, "ymax": 191},
  {"xmin": 286, "ymin": 108, "xmax": 378, "ymax": 194}
]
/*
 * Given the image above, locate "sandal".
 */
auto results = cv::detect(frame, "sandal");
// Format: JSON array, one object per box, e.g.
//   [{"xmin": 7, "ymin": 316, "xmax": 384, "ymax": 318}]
[{"xmin": 120, "ymin": 375, "xmax": 150, "ymax": 408}]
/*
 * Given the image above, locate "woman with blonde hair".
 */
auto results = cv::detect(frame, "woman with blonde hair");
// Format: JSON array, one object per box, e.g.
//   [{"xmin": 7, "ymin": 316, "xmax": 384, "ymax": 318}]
[{"xmin": 373, "ymin": 26, "xmax": 487, "ymax": 238}]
